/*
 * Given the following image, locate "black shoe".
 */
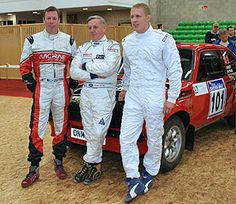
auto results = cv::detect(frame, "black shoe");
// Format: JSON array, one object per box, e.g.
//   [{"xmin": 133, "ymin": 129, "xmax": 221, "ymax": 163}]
[
  {"xmin": 83, "ymin": 163, "xmax": 102, "ymax": 185},
  {"xmin": 74, "ymin": 161, "xmax": 90, "ymax": 183}
]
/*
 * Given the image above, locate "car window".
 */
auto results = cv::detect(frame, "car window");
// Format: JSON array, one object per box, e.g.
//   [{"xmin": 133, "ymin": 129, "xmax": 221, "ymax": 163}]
[
  {"xmin": 197, "ymin": 50, "xmax": 226, "ymax": 82},
  {"xmin": 178, "ymin": 48, "xmax": 194, "ymax": 81},
  {"xmin": 221, "ymin": 50, "xmax": 236, "ymax": 74}
]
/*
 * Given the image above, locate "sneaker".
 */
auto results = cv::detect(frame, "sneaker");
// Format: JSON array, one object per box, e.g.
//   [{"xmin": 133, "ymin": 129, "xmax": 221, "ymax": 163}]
[
  {"xmin": 54, "ymin": 159, "xmax": 67, "ymax": 180},
  {"xmin": 124, "ymin": 178, "xmax": 145, "ymax": 203},
  {"xmin": 21, "ymin": 166, "xmax": 39, "ymax": 188},
  {"xmin": 141, "ymin": 170, "xmax": 154, "ymax": 194},
  {"xmin": 83, "ymin": 163, "xmax": 102, "ymax": 185},
  {"xmin": 74, "ymin": 161, "xmax": 90, "ymax": 183}
]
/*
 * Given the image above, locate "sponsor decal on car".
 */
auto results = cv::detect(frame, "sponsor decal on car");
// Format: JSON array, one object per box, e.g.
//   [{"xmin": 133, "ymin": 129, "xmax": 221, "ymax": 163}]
[
  {"xmin": 71, "ymin": 128, "xmax": 106, "ymax": 145},
  {"xmin": 207, "ymin": 79, "xmax": 227, "ymax": 118},
  {"xmin": 193, "ymin": 82, "xmax": 208, "ymax": 96}
]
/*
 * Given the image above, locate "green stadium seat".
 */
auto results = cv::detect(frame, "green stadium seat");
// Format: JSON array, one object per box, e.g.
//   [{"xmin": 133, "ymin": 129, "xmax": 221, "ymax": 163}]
[{"xmin": 175, "ymin": 20, "xmax": 236, "ymax": 43}]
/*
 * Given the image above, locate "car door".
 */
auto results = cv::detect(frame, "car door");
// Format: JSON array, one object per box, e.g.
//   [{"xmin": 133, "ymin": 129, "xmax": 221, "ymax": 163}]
[
  {"xmin": 220, "ymin": 49, "xmax": 236, "ymax": 115},
  {"xmin": 191, "ymin": 49, "xmax": 227, "ymax": 128}
]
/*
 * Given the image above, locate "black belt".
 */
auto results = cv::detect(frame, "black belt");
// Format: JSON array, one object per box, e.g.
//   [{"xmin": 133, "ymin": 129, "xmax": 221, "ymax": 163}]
[{"xmin": 40, "ymin": 78, "xmax": 64, "ymax": 82}]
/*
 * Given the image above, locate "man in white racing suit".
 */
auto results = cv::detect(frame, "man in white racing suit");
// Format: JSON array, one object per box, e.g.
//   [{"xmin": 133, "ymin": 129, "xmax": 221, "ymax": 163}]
[
  {"xmin": 20, "ymin": 6, "xmax": 77, "ymax": 188},
  {"xmin": 70, "ymin": 15, "xmax": 121, "ymax": 185},
  {"xmin": 118, "ymin": 3, "xmax": 182, "ymax": 203}
]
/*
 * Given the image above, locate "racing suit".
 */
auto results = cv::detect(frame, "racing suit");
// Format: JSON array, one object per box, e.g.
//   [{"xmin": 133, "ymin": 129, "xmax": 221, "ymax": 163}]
[
  {"xmin": 20, "ymin": 29, "xmax": 77, "ymax": 165},
  {"xmin": 70, "ymin": 35, "xmax": 121, "ymax": 163},
  {"xmin": 120, "ymin": 26, "xmax": 182, "ymax": 178}
]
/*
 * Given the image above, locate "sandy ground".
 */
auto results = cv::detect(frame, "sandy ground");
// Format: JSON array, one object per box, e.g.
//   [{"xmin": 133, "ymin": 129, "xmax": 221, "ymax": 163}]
[{"xmin": 0, "ymin": 95, "xmax": 235, "ymax": 204}]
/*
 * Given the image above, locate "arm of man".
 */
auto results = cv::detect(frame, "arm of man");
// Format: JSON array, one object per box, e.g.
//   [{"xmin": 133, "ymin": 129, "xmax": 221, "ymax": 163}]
[
  {"xmin": 205, "ymin": 32, "xmax": 211, "ymax": 43},
  {"xmin": 19, "ymin": 37, "xmax": 36, "ymax": 93},
  {"xmin": 68, "ymin": 37, "xmax": 79, "ymax": 90},
  {"xmin": 82, "ymin": 42, "xmax": 121, "ymax": 77},
  {"xmin": 163, "ymin": 34, "xmax": 183, "ymax": 114},
  {"xmin": 118, "ymin": 42, "xmax": 131, "ymax": 101},
  {"xmin": 70, "ymin": 47, "xmax": 99, "ymax": 81}
]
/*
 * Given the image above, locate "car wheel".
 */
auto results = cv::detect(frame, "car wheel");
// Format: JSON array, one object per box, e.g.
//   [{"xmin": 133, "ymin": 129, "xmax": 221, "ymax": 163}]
[
  {"xmin": 161, "ymin": 115, "xmax": 186, "ymax": 172},
  {"xmin": 226, "ymin": 113, "xmax": 236, "ymax": 128}
]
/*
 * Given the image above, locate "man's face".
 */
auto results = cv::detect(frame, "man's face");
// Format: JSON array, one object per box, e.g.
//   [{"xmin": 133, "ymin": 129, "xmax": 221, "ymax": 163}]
[
  {"xmin": 43, "ymin": 11, "xmax": 60, "ymax": 34},
  {"xmin": 228, "ymin": 28, "xmax": 235, "ymax": 36},
  {"xmin": 212, "ymin": 26, "xmax": 219, "ymax": 33},
  {"xmin": 219, "ymin": 34, "xmax": 229, "ymax": 43},
  {"xmin": 130, "ymin": 7, "xmax": 151, "ymax": 33},
  {"xmin": 88, "ymin": 19, "xmax": 106, "ymax": 41}
]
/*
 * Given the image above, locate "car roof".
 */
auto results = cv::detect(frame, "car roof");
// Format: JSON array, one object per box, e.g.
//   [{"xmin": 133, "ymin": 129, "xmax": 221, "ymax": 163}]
[{"xmin": 176, "ymin": 43, "xmax": 226, "ymax": 52}]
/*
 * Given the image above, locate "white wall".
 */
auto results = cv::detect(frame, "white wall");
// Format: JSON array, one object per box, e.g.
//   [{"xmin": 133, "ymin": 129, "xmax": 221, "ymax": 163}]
[{"xmin": 0, "ymin": 0, "xmax": 148, "ymax": 13}]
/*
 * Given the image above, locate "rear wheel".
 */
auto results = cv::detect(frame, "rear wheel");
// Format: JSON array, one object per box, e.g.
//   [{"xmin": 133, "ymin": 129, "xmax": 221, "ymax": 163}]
[{"xmin": 161, "ymin": 116, "xmax": 186, "ymax": 172}]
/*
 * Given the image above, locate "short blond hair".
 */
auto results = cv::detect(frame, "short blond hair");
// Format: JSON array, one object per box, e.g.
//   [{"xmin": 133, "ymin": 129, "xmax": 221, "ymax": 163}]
[{"xmin": 132, "ymin": 3, "xmax": 151, "ymax": 15}]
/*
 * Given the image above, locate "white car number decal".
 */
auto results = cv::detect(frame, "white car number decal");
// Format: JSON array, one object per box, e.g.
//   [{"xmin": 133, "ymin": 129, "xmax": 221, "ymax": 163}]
[{"xmin": 207, "ymin": 79, "xmax": 226, "ymax": 118}]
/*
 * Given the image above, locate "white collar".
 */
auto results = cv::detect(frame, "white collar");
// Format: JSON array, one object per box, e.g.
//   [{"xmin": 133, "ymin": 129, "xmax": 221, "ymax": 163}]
[
  {"xmin": 91, "ymin": 35, "xmax": 107, "ymax": 45},
  {"xmin": 43, "ymin": 29, "xmax": 59, "ymax": 40},
  {"xmin": 135, "ymin": 25, "xmax": 153, "ymax": 38}
]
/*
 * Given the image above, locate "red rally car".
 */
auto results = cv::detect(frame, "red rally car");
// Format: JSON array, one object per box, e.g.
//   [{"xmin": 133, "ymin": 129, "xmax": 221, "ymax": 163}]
[{"xmin": 67, "ymin": 43, "xmax": 236, "ymax": 172}]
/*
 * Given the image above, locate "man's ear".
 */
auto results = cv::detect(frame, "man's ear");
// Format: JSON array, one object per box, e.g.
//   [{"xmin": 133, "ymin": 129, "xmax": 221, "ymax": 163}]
[{"xmin": 147, "ymin": 14, "xmax": 151, "ymax": 22}]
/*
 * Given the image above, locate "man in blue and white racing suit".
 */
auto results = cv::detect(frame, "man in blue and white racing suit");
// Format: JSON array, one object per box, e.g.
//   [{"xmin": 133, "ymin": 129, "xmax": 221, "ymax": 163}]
[
  {"xmin": 118, "ymin": 3, "xmax": 183, "ymax": 203},
  {"xmin": 70, "ymin": 15, "xmax": 121, "ymax": 185}
]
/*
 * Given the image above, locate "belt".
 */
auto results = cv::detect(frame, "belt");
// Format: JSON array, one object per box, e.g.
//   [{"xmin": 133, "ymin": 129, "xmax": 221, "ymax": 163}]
[
  {"xmin": 40, "ymin": 78, "xmax": 64, "ymax": 82},
  {"xmin": 83, "ymin": 82, "xmax": 114, "ymax": 88}
]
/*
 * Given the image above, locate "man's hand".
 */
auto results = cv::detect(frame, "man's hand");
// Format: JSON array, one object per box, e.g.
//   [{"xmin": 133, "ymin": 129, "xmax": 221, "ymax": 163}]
[
  {"xmin": 22, "ymin": 73, "xmax": 36, "ymax": 93},
  {"xmin": 118, "ymin": 90, "xmax": 126, "ymax": 101},
  {"xmin": 163, "ymin": 101, "xmax": 175, "ymax": 115}
]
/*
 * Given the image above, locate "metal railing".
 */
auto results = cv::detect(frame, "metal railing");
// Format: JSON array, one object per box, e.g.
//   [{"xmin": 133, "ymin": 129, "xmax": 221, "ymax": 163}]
[{"xmin": 0, "ymin": 64, "xmax": 19, "ymax": 79}]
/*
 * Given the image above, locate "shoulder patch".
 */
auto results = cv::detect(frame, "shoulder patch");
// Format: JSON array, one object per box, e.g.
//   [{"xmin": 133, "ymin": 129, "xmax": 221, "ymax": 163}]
[
  {"xmin": 70, "ymin": 37, "xmax": 75, "ymax": 46},
  {"xmin": 162, "ymin": 34, "xmax": 169, "ymax": 42},
  {"xmin": 27, "ymin": 36, "xmax": 34, "ymax": 44}
]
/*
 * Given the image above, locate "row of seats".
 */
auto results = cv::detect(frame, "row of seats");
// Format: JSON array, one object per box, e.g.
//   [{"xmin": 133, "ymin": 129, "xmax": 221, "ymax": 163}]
[
  {"xmin": 168, "ymin": 20, "xmax": 236, "ymax": 43},
  {"xmin": 177, "ymin": 24, "xmax": 236, "ymax": 31},
  {"xmin": 171, "ymin": 30, "xmax": 207, "ymax": 35},
  {"xmin": 174, "ymin": 34, "xmax": 205, "ymax": 40},
  {"xmin": 178, "ymin": 20, "xmax": 236, "ymax": 26}
]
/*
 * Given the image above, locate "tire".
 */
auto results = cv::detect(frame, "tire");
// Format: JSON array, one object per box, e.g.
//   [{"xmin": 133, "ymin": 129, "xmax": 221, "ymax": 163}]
[
  {"xmin": 226, "ymin": 113, "xmax": 236, "ymax": 128},
  {"xmin": 161, "ymin": 115, "xmax": 186, "ymax": 172}
]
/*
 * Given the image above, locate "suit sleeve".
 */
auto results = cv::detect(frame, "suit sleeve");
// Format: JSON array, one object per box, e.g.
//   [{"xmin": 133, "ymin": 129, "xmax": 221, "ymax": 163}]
[
  {"xmin": 19, "ymin": 38, "xmax": 36, "ymax": 93},
  {"xmin": 83, "ymin": 42, "xmax": 121, "ymax": 77},
  {"xmin": 122, "ymin": 47, "xmax": 131, "ymax": 91},
  {"xmin": 205, "ymin": 32, "xmax": 211, "ymax": 43},
  {"xmin": 162, "ymin": 35, "xmax": 182, "ymax": 104},
  {"xmin": 19, "ymin": 38, "xmax": 33, "ymax": 76},
  {"xmin": 70, "ymin": 47, "xmax": 97, "ymax": 81}
]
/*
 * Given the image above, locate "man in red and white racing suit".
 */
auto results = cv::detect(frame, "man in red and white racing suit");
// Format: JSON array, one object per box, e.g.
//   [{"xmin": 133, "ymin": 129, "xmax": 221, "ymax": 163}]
[
  {"xmin": 20, "ymin": 6, "xmax": 77, "ymax": 188},
  {"xmin": 118, "ymin": 3, "xmax": 182, "ymax": 203},
  {"xmin": 70, "ymin": 15, "xmax": 121, "ymax": 185}
]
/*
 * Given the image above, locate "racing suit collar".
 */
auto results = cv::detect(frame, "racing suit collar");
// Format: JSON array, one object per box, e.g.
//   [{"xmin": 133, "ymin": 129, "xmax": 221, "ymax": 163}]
[
  {"xmin": 135, "ymin": 25, "xmax": 153, "ymax": 38},
  {"xmin": 91, "ymin": 35, "xmax": 107, "ymax": 46},
  {"xmin": 43, "ymin": 29, "xmax": 60, "ymax": 40}
]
